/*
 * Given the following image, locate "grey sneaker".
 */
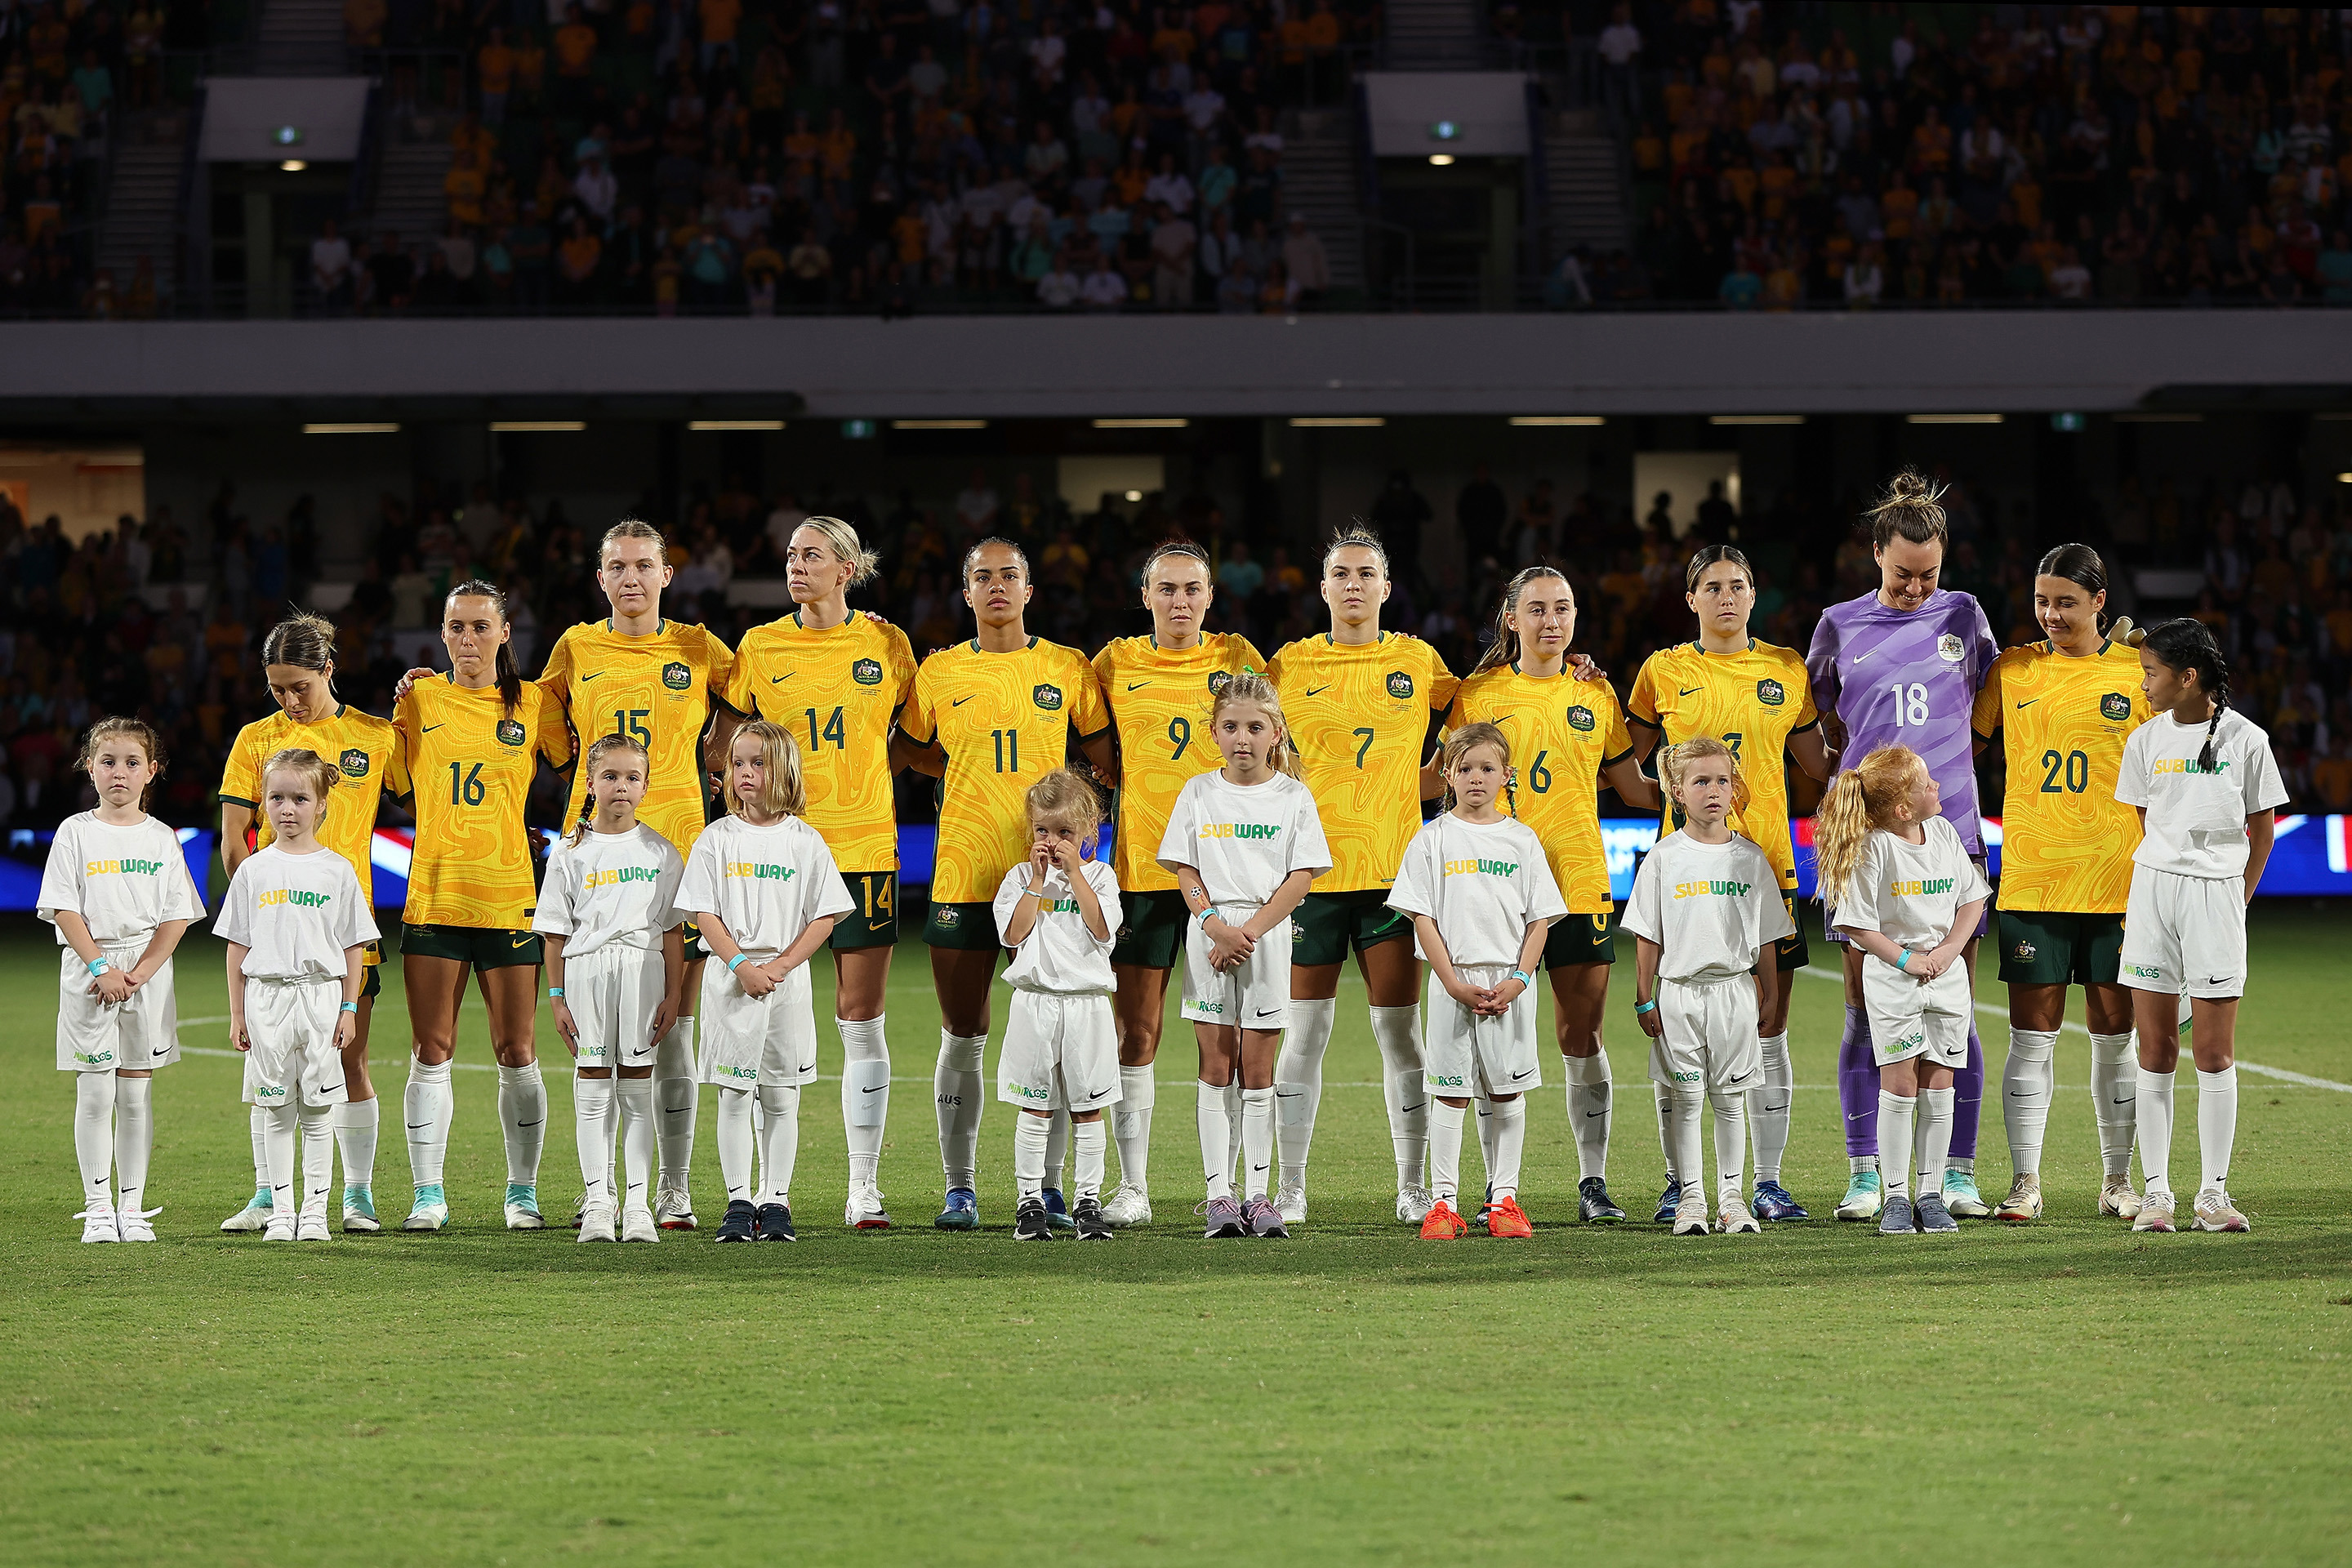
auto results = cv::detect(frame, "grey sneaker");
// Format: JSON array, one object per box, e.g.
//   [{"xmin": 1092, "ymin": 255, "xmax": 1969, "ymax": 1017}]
[
  {"xmin": 1242, "ymin": 1196, "xmax": 1289, "ymax": 1237},
  {"xmin": 1198, "ymin": 1195, "xmax": 1246, "ymax": 1237},
  {"xmin": 1878, "ymin": 1193, "xmax": 1917, "ymax": 1234},
  {"xmin": 1913, "ymin": 1193, "xmax": 1958, "ymax": 1232}
]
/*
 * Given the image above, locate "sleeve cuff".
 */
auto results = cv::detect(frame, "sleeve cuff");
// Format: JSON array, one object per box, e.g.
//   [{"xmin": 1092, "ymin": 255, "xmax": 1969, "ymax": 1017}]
[{"xmin": 1625, "ymin": 712, "xmax": 1662, "ymax": 730}]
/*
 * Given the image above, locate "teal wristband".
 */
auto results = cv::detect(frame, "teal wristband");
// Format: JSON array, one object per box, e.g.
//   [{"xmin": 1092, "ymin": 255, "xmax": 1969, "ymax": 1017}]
[
  {"xmin": 727, "ymin": 953, "xmax": 750, "ymax": 972},
  {"xmin": 546, "ymin": 986, "xmax": 564, "ymax": 999},
  {"xmin": 1896, "ymin": 949, "xmax": 1912, "ymax": 971},
  {"xmin": 340, "ymin": 1000, "xmax": 359, "ymax": 1013},
  {"xmin": 1508, "ymin": 969, "xmax": 1533, "ymax": 987},
  {"xmin": 87, "ymin": 957, "xmax": 109, "ymax": 977},
  {"xmin": 1633, "ymin": 1000, "xmax": 1657, "ymax": 1015}
]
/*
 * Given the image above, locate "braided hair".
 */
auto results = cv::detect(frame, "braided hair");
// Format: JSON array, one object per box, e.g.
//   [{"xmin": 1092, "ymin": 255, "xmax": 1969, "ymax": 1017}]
[{"xmin": 2141, "ymin": 617, "xmax": 2231, "ymax": 773}]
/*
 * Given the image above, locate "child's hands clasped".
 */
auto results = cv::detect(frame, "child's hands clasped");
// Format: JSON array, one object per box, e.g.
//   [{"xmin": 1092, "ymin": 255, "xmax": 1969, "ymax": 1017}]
[{"xmin": 1205, "ymin": 915, "xmax": 1255, "ymax": 972}]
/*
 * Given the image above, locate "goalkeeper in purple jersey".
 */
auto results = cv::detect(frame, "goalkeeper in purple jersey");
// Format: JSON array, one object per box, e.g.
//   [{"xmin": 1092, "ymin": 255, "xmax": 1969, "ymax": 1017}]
[{"xmin": 1806, "ymin": 473, "xmax": 2000, "ymax": 1223}]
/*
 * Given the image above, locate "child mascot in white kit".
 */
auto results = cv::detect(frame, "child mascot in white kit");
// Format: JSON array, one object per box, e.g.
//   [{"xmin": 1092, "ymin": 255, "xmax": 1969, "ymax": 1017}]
[
  {"xmin": 218, "ymin": 747, "xmax": 379, "ymax": 1241},
  {"xmin": 535, "ymin": 733, "xmax": 688, "ymax": 1244},
  {"xmin": 992, "ymin": 768, "xmax": 1126, "ymax": 1241},
  {"xmin": 680, "ymin": 719, "xmax": 855, "ymax": 1244},
  {"xmin": 1619, "ymin": 737, "xmax": 1793, "ymax": 1237},
  {"xmin": 1388, "ymin": 722, "xmax": 1565, "ymax": 1240},
  {"xmin": 41, "ymin": 717, "xmax": 206, "ymax": 1243}
]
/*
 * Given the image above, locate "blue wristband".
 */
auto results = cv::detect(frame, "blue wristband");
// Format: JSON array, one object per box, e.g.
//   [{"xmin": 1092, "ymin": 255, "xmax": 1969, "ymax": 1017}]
[
  {"xmin": 727, "ymin": 953, "xmax": 750, "ymax": 972},
  {"xmin": 1508, "ymin": 969, "xmax": 1533, "ymax": 987},
  {"xmin": 1896, "ymin": 949, "xmax": 1912, "ymax": 971},
  {"xmin": 340, "ymin": 1000, "xmax": 359, "ymax": 1013},
  {"xmin": 1633, "ymin": 1000, "xmax": 1657, "ymax": 1015},
  {"xmin": 87, "ymin": 957, "xmax": 109, "ymax": 977},
  {"xmin": 546, "ymin": 986, "xmax": 564, "ymax": 999}
]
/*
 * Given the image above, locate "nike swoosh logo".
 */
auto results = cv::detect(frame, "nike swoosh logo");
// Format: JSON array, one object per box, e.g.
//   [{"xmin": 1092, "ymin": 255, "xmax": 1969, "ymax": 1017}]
[
  {"xmin": 2015, "ymin": 697, "xmax": 2038, "ymax": 709},
  {"xmin": 421, "ymin": 724, "xmax": 444, "ymax": 733},
  {"xmin": 2111, "ymin": 1094, "xmax": 2135, "ymax": 1104},
  {"xmin": 407, "ymin": 1121, "xmax": 431, "ymax": 1129},
  {"xmin": 1851, "ymin": 651, "xmax": 1873, "ymax": 663},
  {"xmin": 770, "ymin": 673, "xmax": 794, "ymax": 684},
  {"xmin": 2010, "ymin": 1089, "xmax": 2033, "ymax": 1097},
  {"xmin": 1254, "ymin": 1009, "xmax": 1281, "ymax": 1019},
  {"xmin": 1275, "ymin": 1089, "xmax": 1301, "ymax": 1098},
  {"xmin": 1401, "ymin": 1101, "xmax": 1426, "ymax": 1115},
  {"xmin": 861, "ymin": 1085, "xmax": 886, "ymax": 1094},
  {"xmin": 518, "ymin": 1118, "xmax": 543, "ymax": 1129},
  {"xmin": 580, "ymin": 671, "xmax": 604, "ymax": 683},
  {"xmin": 1585, "ymin": 1109, "xmax": 1606, "ymax": 1118},
  {"xmin": 952, "ymin": 695, "xmax": 974, "ymax": 706},
  {"xmin": 1252, "ymin": 1165, "xmax": 1269, "ymax": 1174},
  {"xmin": 1679, "ymin": 686, "xmax": 1703, "ymax": 696},
  {"xmin": 1510, "ymin": 1069, "xmax": 1535, "ymax": 1080},
  {"xmin": 513, "ymin": 937, "xmax": 534, "ymax": 948},
  {"xmin": 1125, "ymin": 681, "xmax": 1151, "ymax": 691},
  {"xmin": 1304, "ymin": 685, "xmax": 1331, "ymax": 697}
]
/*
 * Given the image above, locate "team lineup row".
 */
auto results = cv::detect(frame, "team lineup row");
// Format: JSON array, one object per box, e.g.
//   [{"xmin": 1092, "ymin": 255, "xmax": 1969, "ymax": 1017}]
[{"xmin": 47, "ymin": 475, "xmax": 2286, "ymax": 1245}]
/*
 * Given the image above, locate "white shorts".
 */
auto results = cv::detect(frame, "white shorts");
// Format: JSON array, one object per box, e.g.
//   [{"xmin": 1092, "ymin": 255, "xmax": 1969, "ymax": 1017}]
[
  {"xmin": 1860, "ymin": 952, "xmax": 1971, "ymax": 1067},
  {"xmin": 1646, "ymin": 973, "xmax": 1762, "ymax": 1092},
  {"xmin": 697, "ymin": 960, "xmax": 818, "ymax": 1089},
  {"xmin": 997, "ymin": 990, "xmax": 1121, "ymax": 1113},
  {"xmin": 566, "ymin": 943, "xmax": 669, "ymax": 1071},
  {"xmin": 55, "ymin": 944, "xmax": 180, "ymax": 1074},
  {"xmin": 240, "ymin": 978, "xmax": 350, "ymax": 1108},
  {"xmin": 1423, "ymin": 964, "xmax": 1543, "ymax": 1098},
  {"xmin": 1181, "ymin": 906, "xmax": 1292, "ymax": 1029},
  {"xmin": 2118, "ymin": 864, "xmax": 2247, "ymax": 1001}
]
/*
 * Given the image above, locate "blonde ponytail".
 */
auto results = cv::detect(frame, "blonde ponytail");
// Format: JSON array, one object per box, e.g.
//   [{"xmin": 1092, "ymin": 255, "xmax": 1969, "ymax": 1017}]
[{"xmin": 1810, "ymin": 745, "xmax": 1925, "ymax": 909}]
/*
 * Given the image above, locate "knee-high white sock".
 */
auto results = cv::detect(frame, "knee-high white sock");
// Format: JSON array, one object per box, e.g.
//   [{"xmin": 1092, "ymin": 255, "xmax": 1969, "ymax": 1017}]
[
  {"xmin": 74, "ymin": 1072, "xmax": 117, "ymax": 1209},
  {"xmin": 616, "ymin": 1077, "xmax": 655, "ymax": 1209},
  {"xmin": 574, "ymin": 1076, "xmax": 616, "ymax": 1208},
  {"xmin": 261, "ymin": 1102, "xmax": 298, "ymax": 1212},
  {"xmin": 1656, "ymin": 1084, "xmax": 1677, "ymax": 1182},
  {"xmin": 934, "ymin": 1031, "xmax": 987, "ymax": 1192},
  {"xmin": 1114, "ymin": 1064, "xmax": 1156, "ymax": 1190},
  {"xmin": 1472, "ymin": 1094, "xmax": 1500, "ymax": 1184},
  {"xmin": 1877, "ymin": 1090, "xmax": 1917, "ymax": 1200},
  {"xmin": 1013, "ymin": 1110, "xmax": 1049, "ymax": 1200},
  {"xmin": 1073, "ymin": 1118, "xmax": 1107, "ymax": 1201},
  {"xmin": 2002, "ymin": 1028, "xmax": 2060, "ymax": 1178},
  {"xmin": 496, "ymin": 1062, "xmax": 546, "ymax": 1186},
  {"xmin": 2090, "ymin": 1032, "xmax": 2137, "ymax": 1180},
  {"xmin": 1667, "ymin": 1089, "xmax": 1704, "ymax": 1204},
  {"xmin": 113, "ymin": 1076, "xmax": 154, "ymax": 1217},
  {"xmin": 1748, "ymin": 1032, "xmax": 1792, "ymax": 1183},
  {"xmin": 1223, "ymin": 1081, "xmax": 1245, "ymax": 1183},
  {"xmin": 2197, "ymin": 1064, "xmax": 2238, "ymax": 1192},
  {"xmin": 2136, "ymin": 1066, "xmax": 2176, "ymax": 1196},
  {"xmin": 1274, "ymin": 996, "xmax": 1336, "ymax": 1185},
  {"xmin": 1370, "ymin": 1004, "xmax": 1428, "ymax": 1188},
  {"xmin": 1708, "ymin": 1088, "xmax": 1747, "ymax": 1200},
  {"xmin": 248, "ymin": 1104, "xmax": 271, "ymax": 1198},
  {"xmin": 336, "ymin": 1098, "xmax": 378, "ymax": 1195},
  {"xmin": 1044, "ymin": 1106, "xmax": 1071, "ymax": 1192},
  {"xmin": 1562, "ymin": 1050, "xmax": 1612, "ymax": 1181},
  {"xmin": 1196, "ymin": 1080, "xmax": 1232, "ymax": 1201},
  {"xmin": 656, "ymin": 1016, "xmax": 698, "ymax": 1187},
  {"xmin": 1428, "ymin": 1100, "xmax": 1466, "ymax": 1203},
  {"xmin": 1914, "ymin": 1086, "xmax": 1954, "ymax": 1199},
  {"xmin": 755, "ymin": 1084, "xmax": 800, "ymax": 1205},
  {"xmin": 837, "ymin": 1015, "xmax": 889, "ymax": 1188},
  {"xmin": 1240, "ymin": 1086, "xmax": 1274, "ymax": 1200},
  {"xmin": 715, "ymin": 1086, "xmax": 756, "ymax": 1201},
  {"xmin": 1487, "ymin": 1095, "xmax": 1526, "ymax": 1199},
  {"xmin": 299, "ymin": 1106, "xmax": 335, "ymax": 1218},
  {"xmin": 404, "ymin": 1059, "xmax": 452, "ymax": 1187}
]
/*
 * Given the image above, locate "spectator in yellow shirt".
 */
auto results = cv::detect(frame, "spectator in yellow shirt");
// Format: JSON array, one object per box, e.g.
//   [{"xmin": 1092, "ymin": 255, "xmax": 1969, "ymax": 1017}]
[
  {"xmin": 700, "ymin": 0, "xmax": 742, "ymax": 72},
  {"xmin": 477, "ymin": 28, "xmax": 514, "ymax": 122},
  {"xmin": 443, "ymin": 150, "xmax": 487, "ymax": 227}
]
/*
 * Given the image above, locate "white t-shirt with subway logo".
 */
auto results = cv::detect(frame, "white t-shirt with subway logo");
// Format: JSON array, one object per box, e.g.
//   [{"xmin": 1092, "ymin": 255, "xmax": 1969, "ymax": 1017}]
[
  {"xmin": 677, "ymin": 814, "xmax": 855, "ymax": 1006},
  {"xmin": 991, "ymin": 857, "xmax": 1124, "ymax": 994},
  {"xmin": 1154, "ymin": 769, "xmax": 1331, "ymax": 910},
  {"xmin": 1828, "ymin": 817, "xmax": 1990, "ymax": 957},
  {"xmin": 533, "ymin": 824, "xmax": 687, "ymax": 957},
  {"xmin": 1619, "ymin": 830, "xmax": 1794, "ymax": 983},
  {"xmin": 2116, "ymin": 709, "xmax": 2289, "ymax": 880},
  {"xmin": 37, "ymin": 812, "xmax": 207, "ymax": 947},
  {"xmin": 216, "ymin": 842, "xmax": 379, "ymax": 981},
  {"xmin": 1387, "ymin": 813, "xmax": 1566, "ymax": 969}
]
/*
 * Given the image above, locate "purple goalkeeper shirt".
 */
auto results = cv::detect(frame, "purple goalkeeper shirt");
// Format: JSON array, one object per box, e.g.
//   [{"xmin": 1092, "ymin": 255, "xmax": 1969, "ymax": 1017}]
[{"xmin": 1805, "ymin": 588, "xmax": 1999, "ymax": 854}]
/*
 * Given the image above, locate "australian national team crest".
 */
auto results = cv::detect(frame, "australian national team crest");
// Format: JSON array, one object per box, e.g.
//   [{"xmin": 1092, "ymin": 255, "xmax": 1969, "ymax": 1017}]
[
  {"xmin": 853, "ymin": 657, "xmax": 884, "ymax": 686},
  {"xmin": 1386, "ymin": 670, "xmax": 1414, "ymax": 700},
  {"xmin": 339, "ymin": 747, "xmax": 371, "ymax": 778},
  {"xmin": 662, "ymin": 661, "xmax": 693, "ymax": 690},
  {"xmin": 1207, "ymin": 670, "xmax": 1232, "ymax": 696},
  {"xmin": 1566, "ymin": 704, "xmax": 1596, "ymax": 732},
  {"xmin": 2100, "ymin": 693, "xmax": 2132, "ymax": 722},
  {"xmin": 1937, "ymin": 632, "xmax": 1967, "ymax": 663},
  {"xmin": 1757, "ymin": 677, "xmax": 1785, "ymax": 707},
  {"xmin": 496, "ymin": 718, "xmax": 528, "ymax": 747},
  {"xmin": 1033, "ymin": 683, "xmax": 1063, "ymax": 710}
]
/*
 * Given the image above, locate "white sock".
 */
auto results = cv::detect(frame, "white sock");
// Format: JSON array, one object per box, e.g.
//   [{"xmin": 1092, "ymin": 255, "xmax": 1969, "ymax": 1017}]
[
  {"xmin": 1563, "ymin": 1049, "xmax": 1612, "ymax": 1182},
  {"xmin": 248, "ymin": 1104, "xmax": 270, "ymax": 1197},
  {"xmin": 1073, "ymin": 1118, "xmax": 1107, "ymax": 1201},
  {"xmin": 1487, "ymin": 1095, "xmax": 1526, "ymax": 1200},
  {"xmin": 2136, "ymin": 1066, "xmax": 2176, "ymax": 1196},
  {"xmin": 1114, "ymin": 1064, "xmax": 1156, "ymax": 1190},
  {"xmin": 1748, "ymin": 1032, "xmax": 1791, "ymax": 1183},
  {"xmin": 404, "ymin": 1059, "xmax": 452, "ymax": 1187},
  {"xmin": 1667, "ymin": 1089, "xmax": 1704, "ymax": 1209},
  {"xmin": 2197, "ymin": 1063, "xmax": 2237, "ymax": 1192},
  {"xmin": 574, "ymin": 1076, "xmax": 615, "ymax": 1208},
  {"xmin": 1370, "ymin": 1004, "xmax": 1428, "ymax": 1188},
  {"xmin": 1196, "ymin": 1080, "xmax": 1232, "ymax": 1201},
  {"xmin": 715, "ymin": 1085, "xmax": 756, "ymax": 1201},
  {"xmin": 934, "ymin": 1031, "xmax": 987, "ymax": 1192},
  {"xmin": 1708, "ymin": 1088, "xmax": 1747, "ymax": 1202},
  {"xmin": 496, "ymin": 1062, "xmax": 546, "ymax": 1186},
  {"xmin": 616, "ymin": 1077, "xmax": 655, "ymax": 1209},
  {"xmin": 1914, "ymin": 1086, "xmax": 1953, "ymax": 1200},
  {"xmin": 336, "ymin": 1098, "xmax": 378, "ymax": 1194},
  {"xmin": 2002, "ymin": 1028, "xmax": 2060, "ymax": 1178},
  {"xmin": 74, "ymin": 1072, "xmax": 116, "ymax": 1209},
  {"xmin": 1044, "ymin": 1106, "xmax": 1071, "ymax": 1193},
  {"xmin": 2090, "ymin": 1031, "xmax": 2137, "ymax": 1180},
  {"xmin": 1240, "ymin": 1086, "xmax": 1274, "ymax": 1200},
  {"xmin": 1273, "ymin": 996, "xmax": 1335, "ymax": 1187},
  {"xmin": 1013, "ymin": 1110, "xmax": 1049, "ymax": 1200},
  {"xmin": 300, "ymin": 1106, "xmax": 334, "ymax": 1218},
  {"xmin": 1428, "ymin": 1099, "xmax": 1465, "ymax": 1203},
  {"xmin": 113, "ymin": 1076, "xmax": 154, "ymax": 1217},
  {"xmin": 1656, "ymin": 1084, "xmax": 1677, "ymax": 1183},
  {"xmin": 261, "ymin": 1102, "xmax": 298, "ymax": 1213},
  {"xmin": 755, "ymin": 1084, "xmax": 799, "ymax": 1205},
  {"xmin": 1223, "ymin": 1080, "xmax": 1244, "ymax": 1184},
  {"xmin": 1472, "ymin": 1094, "xmax": 1499, "ymax": 1181},
  {"xmin": 1877, "ymin": 1090, "xmax": 1916, "ymax": 1200},
  {"xmin": 654, "ymin": 1017, "xmax": 698, "ymax": 1191},
  {"xmin": 837, "ymin": 1014, "xmax": 889, "ymax": 1188}
]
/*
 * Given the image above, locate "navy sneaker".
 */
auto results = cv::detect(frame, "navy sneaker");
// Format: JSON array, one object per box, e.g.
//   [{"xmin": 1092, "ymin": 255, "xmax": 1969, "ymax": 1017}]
[
  {"xmin": 1751, "ymin": 1180, "xmax": 1810, "ymax": 1223},
  {"xmin": 715, "ymin": 1199, "xmax": 758, "ymax": 1242},
  {"xmin": 1578, "ymin": 1177, "xmax": 1627, "ymax": 1223},
  {"xmin": 1913, "ymin": 1193, "xmax": 1958, "ymax": 1233},
  {"xmin": 934, "ymin": 1188, "xmax": 978, "ymax": 1231},
  {"xmin": 754, "ymin": 1202, "xmax": 796, "ymax": 1241},
  {"xmin": 1013, "ymin": 1197, "xmax": 1053, "ymax": 1241},
  {"xmin": 1878, "ymin": 1194, "xmax": 1916, "ymax": 1235},
  {"xmin": 1042, "ymin": 1187, "xmax": 1077, "ymax": 1232},
  {"xmin": 1652, "ymin": 1176, "xmax": 1680, "ymax": 1224}
]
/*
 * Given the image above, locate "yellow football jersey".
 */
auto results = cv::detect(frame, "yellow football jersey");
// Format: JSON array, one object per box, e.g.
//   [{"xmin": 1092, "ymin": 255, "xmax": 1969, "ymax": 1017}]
[
  {"xmin": 902, "ymin": 637, "xmax": 1111, "ymax": 902},
  {"xmin": 1268, "ymin": 633, "xmax": 1458, "ymax": 893},
  {"xmin": 1446, "ymin": 664, "xmax": 1633, "ymax": 913},
  {"xmin": 725, "ymin": 611, "xmax": 917, "ymax": 871},
  {"xmin": 1971, "ymin": 639, "xmax": 2151, "ymax": 912},
  {"xmin": 387, "ymin": 676, "xmax": 572, "ymax": 928},
  {"xmin": 1626, "ymin": 640, "xmax": 1819, "ymax": 892},
  {"xmin": 220, "ymin": 705, "xmax": 400, "ymax": 911},
  {"xmin": 539, "ymin": 619, "xmax": 735, "ymax": 861},
  {"xmin": 1093, "ymin": 632, "xmax": 1268, "ymax": 891}
]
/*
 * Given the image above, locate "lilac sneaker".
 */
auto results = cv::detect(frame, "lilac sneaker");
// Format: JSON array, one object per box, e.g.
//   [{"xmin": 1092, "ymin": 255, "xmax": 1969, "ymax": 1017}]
[
  {"xmin": 1242, "ymin": 1196, "xmax": 1289, "ymax": 1238},
  {"xmin": 1199, "ymin": 1195, "xmax": 1247, "ymax": 1237}
]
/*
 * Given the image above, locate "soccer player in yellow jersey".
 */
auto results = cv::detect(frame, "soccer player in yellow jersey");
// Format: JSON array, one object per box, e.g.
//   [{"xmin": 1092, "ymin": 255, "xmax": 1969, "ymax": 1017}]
[
  {"xmin": 1447, "ymin": 568, "xmax": 1659, "ymax": 1225},
  {"xmin": 1970, "ymin": 546, "xmax": 2154, "ymax": 1222},
  {"xmin": 899, "ymin": 538, "xmax": 1115, "ymax": 1230},
  {"xmin": 386, "ymin": 581, "xmax": 572, "ymax": 1234},
  {"xmin": 1089, "ymin": 540, "xmax": 1266, "ymax": 1225},
  {"xmin": 1267, "ymin": 527, "xmax": 1458, "ymax": 1226},
  {"xmin": 719, "ymin": 516, "xmax": 916, "ymax": 1230},
  {"xmin": 216, "ymin": 612, "xmax": 399, "ymax": 1236},
  {"xmin": 1626, "ymin": 546, "xmax": 1829, "ymax": 1223}
]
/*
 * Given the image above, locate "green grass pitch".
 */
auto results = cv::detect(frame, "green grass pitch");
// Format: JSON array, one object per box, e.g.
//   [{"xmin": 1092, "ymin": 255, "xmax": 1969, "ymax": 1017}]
[{"xmin": 3, "ymin": 905, "xmax": 2349, "ymax": 1566}]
